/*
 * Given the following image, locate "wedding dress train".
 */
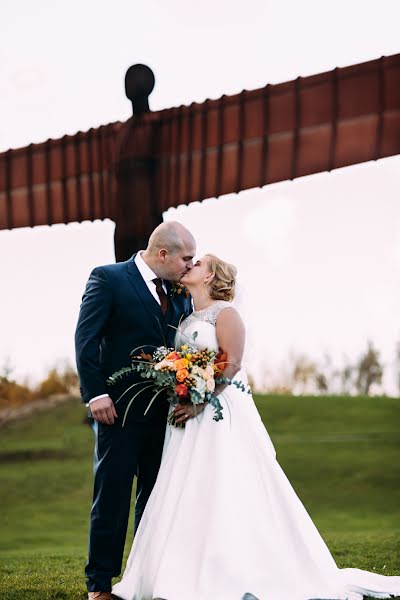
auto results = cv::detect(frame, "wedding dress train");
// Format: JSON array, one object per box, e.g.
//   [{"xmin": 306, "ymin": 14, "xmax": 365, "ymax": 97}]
[{"xmin": 112, "ymin": 301, "xmax": 400, "ymax": 600}]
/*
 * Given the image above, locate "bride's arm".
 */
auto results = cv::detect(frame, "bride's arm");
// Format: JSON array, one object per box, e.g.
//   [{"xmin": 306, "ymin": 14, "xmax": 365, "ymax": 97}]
[
  {"xmin": 214, "ymin": 307, "xmax": 245, "ymax": 395},
  {"xmin": 173, "ymin": 306, "xmax": 245, "ymax": 424}
]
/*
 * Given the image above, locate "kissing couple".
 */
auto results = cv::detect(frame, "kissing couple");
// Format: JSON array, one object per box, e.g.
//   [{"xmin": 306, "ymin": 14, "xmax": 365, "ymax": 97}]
[{"xmin": 75, "ymin": 221, "xmax": 400, "ymax": 600}]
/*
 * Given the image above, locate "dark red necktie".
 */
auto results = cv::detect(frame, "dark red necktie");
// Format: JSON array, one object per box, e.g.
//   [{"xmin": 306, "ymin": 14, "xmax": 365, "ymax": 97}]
[{"xmin": 152, "ymin": 278, "xmax": 168, "ymax": 315}]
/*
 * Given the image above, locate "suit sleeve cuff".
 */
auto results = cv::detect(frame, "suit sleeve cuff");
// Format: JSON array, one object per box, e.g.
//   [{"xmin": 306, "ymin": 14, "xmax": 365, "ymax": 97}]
[{"xmin": 88, "ymin": 393, "xmax": 109, "ymax": 405}]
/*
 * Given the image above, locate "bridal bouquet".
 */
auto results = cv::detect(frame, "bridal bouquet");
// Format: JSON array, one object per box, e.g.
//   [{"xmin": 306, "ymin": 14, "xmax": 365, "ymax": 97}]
[{"xmin": 106, "ymin": 337, "xmax": 249, "ymax": 427}]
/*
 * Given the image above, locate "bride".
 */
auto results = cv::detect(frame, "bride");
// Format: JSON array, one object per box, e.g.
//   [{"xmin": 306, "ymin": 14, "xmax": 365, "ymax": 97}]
[{"xmin": 112, "ymin": 254, "xmax": 400, "ymax": 600}]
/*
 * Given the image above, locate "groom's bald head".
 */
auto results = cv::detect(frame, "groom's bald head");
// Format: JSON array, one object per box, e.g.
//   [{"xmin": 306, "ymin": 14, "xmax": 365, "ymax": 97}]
[
  {"xmin": 147, "ymin": 221, "xmax": 195, "ymax": 255},
  {"xmin": 142, "ymin": 221, "xmax": 196, "ymax": 282}
]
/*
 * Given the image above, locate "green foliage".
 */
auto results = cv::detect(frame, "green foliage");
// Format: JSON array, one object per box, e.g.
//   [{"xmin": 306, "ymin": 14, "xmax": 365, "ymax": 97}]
[
  {"xmin": 106, "ymin": 351, "xmax": 240, "ymax": 424},
  {"xmin": 106, "ymin": 365, "xmax": 136, "ymax": 384},
  {"xmin": 0, "ymin": 395, "xmax": 399, "ymax": 599}
]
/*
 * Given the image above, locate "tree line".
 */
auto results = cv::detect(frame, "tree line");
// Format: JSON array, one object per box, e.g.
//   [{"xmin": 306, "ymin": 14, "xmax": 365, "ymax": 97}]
[
  {"xmin": 0, "ymin": 339, "xmax": 397, "ymax": 406},
  {"xmin": 0, "ymin": 360, "xmax": 79, "ymax": 407},
  {"xmin": 249, "ymin": 340, "xmax": 395, "ymax": 396}
]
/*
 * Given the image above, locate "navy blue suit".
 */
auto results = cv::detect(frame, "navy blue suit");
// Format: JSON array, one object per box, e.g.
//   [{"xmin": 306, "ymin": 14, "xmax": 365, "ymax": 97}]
[{"xmin": 75, "ymin": 253, "xmax": 192, "ymax": 592}]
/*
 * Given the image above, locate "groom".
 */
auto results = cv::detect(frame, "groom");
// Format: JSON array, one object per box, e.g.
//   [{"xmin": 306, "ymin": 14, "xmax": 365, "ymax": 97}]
[{"xmin": 75, "ymin": 221, "xmax": 195, "ymax": 599}]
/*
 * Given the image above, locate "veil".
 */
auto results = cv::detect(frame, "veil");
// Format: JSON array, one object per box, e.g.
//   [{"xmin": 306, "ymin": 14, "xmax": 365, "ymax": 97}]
[
  {"xmin": 231, "ymin": 280, "xmax": 258, "ymax": 383},
  {"xmin": 232, "ymin": 280, "xmax": 247, "ymax": 320}
]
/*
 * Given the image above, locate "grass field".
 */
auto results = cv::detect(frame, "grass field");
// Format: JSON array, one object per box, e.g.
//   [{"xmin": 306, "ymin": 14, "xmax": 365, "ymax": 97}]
[{"xmin": 0, "ymin": 394, "xmax": 399, "ymax": 599}]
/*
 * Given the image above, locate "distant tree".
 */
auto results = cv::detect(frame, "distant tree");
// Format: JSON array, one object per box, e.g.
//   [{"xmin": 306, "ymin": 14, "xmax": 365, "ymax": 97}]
[
  {"xmin": 0, "ymin": 358, "xmax": 35, "ymax": 406},
  {"xmin": 265, "ymin": 382, "xmax": 293, "ymax": 395},
  {"xmin": 313, "ymin": 353, "xmax": 335, "ymax": 395},
  {"xmin": 250, "ymin": 356, "xmax": 295, "ymax": 394},
  {"xmin": 291, "ymin": 354, "xmax": 318, "ymax": 394},
  {"xmin": 35, "ymin": 362, "xmax": 79, "ymax": 398},
  {"xmin": 339, "ymin": 356, "xmax": 355, "ymax": 395},
  {"xmin": 59, "ymin": 363, "xmax": 79, "ymax": 394},
  {"xmin": 0, "ymin": 360, "xmax": 80, "ymax": 406},
  {"xmin": 0, "ymin": 382, "xmax": 35, "ymax": 406},
  {"xmin": 36, "ymin": 368, "xmax": 70, "ymax": 398},
  {"xmin": 355, "ymin": 340, "xmax": 383, "ymax": 395},
  {"xmin": 0, "ymin": 356, "xmax": 14, "ymax": 382},
  {"xmin": 314, "ymin": 372, "xmax": 328, "ymax": 394},
  {"xmin": 237, "ymin": 343, "xmax": 385, "ymax": 397}
]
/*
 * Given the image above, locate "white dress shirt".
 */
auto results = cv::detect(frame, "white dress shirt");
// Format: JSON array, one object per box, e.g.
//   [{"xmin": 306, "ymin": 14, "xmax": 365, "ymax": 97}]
[{"xmin": 88, "ymin": 251, "xmax": 167, "ymax": 405}]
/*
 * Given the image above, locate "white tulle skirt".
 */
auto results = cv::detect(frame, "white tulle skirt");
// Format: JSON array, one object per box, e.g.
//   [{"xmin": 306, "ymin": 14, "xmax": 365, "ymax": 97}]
[{"xmin": 112, "ymin": 372, "xmax": 400, "ymax": 600}]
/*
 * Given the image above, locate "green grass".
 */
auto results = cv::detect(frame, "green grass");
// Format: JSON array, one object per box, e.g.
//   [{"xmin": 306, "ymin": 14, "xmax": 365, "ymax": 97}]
[{"xmin": 0, "ymin": 394, "xmax": 399, "ymax": 599}]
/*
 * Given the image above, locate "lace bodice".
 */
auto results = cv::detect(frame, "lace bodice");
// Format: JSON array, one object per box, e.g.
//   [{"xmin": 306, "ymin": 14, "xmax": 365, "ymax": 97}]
[
  {"xmin": 183, "ymin": 300, "xmax": 232, "ymax": 327},
  {"xmin": 175, "ymin": 300, "xmax": 232, "ymax": 352}
]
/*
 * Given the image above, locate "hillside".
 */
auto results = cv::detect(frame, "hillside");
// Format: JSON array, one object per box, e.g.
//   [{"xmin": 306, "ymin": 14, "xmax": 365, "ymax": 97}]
[{"xmin": 0, "ymin": 394, "xmax": 399, "ymax": 599}]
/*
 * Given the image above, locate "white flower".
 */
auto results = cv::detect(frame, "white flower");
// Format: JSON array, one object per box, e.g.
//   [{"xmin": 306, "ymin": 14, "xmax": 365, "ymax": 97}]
[
  {"xmin": 192, "ymin": 375, "xmax": 206, "ymax": 397},
  {"xmin": 205, "ymin": 365, "xmax": 214, "ymax": 377},
  {"xmin": 153, "ymin": 346, "xmax": 171, "ymax": 361},
  {"xmin": 192, "ymin": 365, "xmax": 205, "ymax": 378},
  {"xmin": 206, "ymin": 377, "xmax": 215, "ymax": 392}
]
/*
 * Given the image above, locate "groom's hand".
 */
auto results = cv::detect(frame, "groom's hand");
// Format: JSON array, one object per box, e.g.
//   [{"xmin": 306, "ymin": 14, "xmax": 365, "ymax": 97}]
[{"xmin": 90, "ymin": 395, "xmax": 118, "ymax": 425}]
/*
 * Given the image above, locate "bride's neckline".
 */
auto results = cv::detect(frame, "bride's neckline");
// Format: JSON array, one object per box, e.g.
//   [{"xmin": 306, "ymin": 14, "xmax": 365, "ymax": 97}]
[{"xmin": 192, "ymin": 300, "xmax": 227, "ymax": 314}]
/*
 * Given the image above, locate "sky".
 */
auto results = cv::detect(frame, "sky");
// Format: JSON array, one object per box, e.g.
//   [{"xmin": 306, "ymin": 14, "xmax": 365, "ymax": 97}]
[{"xmin": 1, "ymin": 0, "xmax": 399, "ymax": 394}]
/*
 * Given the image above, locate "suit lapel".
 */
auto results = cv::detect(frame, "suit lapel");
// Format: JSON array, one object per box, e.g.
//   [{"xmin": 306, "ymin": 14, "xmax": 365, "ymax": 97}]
[
  {"xmin": 126, "ymin": 255, "xmax": 192, "ymax": 345},
  {"xmin": 164, "ymin": 281, "xmax": 181, "ymax": 343},
  {"xmin": 126, "ymin": 255, "xmax": 165, "ymax": 333}
]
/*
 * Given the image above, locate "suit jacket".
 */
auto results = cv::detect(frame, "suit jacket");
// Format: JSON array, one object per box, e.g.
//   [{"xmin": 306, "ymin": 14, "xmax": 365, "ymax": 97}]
[{"xmin": 75, "ymin": 253, "xmax": 192, "ymax": 422}]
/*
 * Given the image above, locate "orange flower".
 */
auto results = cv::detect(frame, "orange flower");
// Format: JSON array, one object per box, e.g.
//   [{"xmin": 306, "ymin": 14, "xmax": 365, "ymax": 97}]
[
  {"xmin": 166, "ymin": 351, "xmax": 180, "ymax": 361},
  {"xmin": 176, "ymin": 368, "xmax": 189, "ymax": 382},
  {"xmin": 174, "ymin": 358, "xmax": 189, "ymax": 370},
  {"xmin": 215, "ymin": 350, "xmax": 228, "ymax": 373},
  {"xmin": 175, "ymin": 383, "xmax": 189, "ymax": 397}
]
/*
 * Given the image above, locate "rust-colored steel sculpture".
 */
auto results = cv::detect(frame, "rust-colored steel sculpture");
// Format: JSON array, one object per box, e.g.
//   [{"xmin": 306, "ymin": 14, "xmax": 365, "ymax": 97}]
[{"xmin": 0, "ymin": 54, "xmax": 399, "ymax": 260}]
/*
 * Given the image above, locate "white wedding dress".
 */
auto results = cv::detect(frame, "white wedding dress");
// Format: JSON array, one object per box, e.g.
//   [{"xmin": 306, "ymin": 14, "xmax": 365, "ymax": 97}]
[{"xmin": 112, "ymin": 301, "xmax": 400, "ymax": 600}]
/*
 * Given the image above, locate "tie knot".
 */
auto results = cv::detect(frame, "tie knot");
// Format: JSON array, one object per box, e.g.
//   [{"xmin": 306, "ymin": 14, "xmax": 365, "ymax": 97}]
[{"xmin": 152, "ymin": 277, "xmax": 163, "ymax": 289}]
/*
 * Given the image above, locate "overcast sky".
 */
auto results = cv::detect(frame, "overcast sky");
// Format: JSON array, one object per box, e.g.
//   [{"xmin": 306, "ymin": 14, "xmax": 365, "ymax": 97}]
[{"xmin": 1, "ymin": 0, "xmax": 399, "ymax": 394}]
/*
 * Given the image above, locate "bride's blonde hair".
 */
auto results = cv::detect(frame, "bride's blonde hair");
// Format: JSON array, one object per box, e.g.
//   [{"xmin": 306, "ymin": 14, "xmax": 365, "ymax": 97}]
[{"xmin": 204, "ymin": 254, "xmax": 237, "ymax": 302}]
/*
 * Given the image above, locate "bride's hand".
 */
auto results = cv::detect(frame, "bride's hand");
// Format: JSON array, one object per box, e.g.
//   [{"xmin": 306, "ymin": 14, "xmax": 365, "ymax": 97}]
[{"xmin": 173, "ymin": 402, "xmax": 207, "ymax": 424}]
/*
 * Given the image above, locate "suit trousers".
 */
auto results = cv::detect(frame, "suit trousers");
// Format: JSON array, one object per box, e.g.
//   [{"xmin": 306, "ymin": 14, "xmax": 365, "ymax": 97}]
[{"xmin": 85, "ymin": 416, "xmax": 167, "ymax": 592}]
